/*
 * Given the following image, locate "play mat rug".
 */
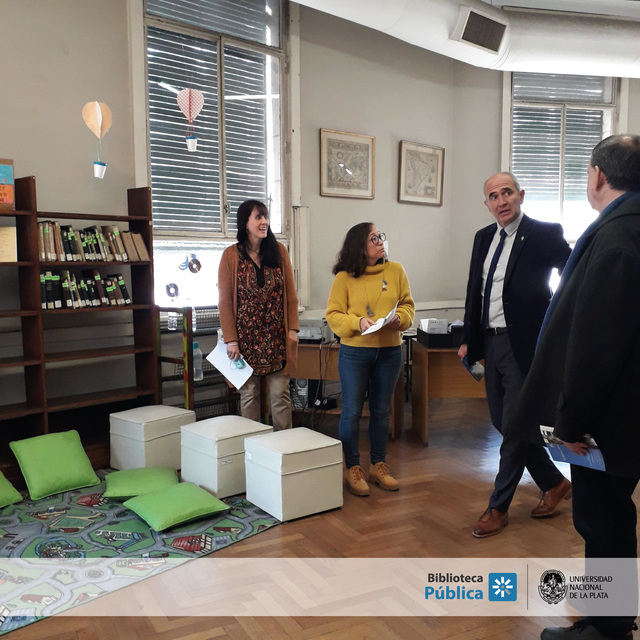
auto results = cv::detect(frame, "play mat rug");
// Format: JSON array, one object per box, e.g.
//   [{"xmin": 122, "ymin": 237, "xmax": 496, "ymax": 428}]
[{"xmin": 0, "ymin": 470, "xmax": 279, "ymax": 635}]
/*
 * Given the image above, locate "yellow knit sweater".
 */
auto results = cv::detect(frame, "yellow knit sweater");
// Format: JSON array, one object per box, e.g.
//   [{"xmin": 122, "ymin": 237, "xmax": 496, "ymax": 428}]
[{"xmin": 326, "ymin": 261, "xmax": 415, "ymax": 348}]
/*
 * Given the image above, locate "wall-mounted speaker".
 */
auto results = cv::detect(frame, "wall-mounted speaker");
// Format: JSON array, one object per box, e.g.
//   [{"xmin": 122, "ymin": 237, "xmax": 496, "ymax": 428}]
[{"xmin": 450, "ymin": 7, "xmax": 507, "ymax": 54}]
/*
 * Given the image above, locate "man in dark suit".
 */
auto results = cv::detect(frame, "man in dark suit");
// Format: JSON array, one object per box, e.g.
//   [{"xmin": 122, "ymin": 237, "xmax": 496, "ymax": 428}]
[
  {"xmin": 459, "ymin": 171, "xmax": 572, "ymax": 538},
  {"xmin": 516, "ymin": 135, "xmax": 640, "ymax": 640}
]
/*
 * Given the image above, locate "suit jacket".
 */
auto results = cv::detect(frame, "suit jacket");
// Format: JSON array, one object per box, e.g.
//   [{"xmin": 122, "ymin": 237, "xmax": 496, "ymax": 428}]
[
  {"xmin": 462, "ymin": 214, "xmax": 571, "ymax": 376},
  {"xmin": 514, "ymin": 193, "xmax": 640, "ymax": 478}
]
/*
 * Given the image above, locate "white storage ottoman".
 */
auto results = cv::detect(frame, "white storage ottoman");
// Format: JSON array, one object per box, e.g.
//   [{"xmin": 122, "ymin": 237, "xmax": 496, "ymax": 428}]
[
  {"xmin": 180, "ymin": 415, "xmax": 273, "ymax": 498},
  {"xmin": 110, "ymin": 405, "xmax": 196, "ymax": 470},
  {"xmin": 245, "ymin": 427, "xmax": 343, "ymax": 521}
]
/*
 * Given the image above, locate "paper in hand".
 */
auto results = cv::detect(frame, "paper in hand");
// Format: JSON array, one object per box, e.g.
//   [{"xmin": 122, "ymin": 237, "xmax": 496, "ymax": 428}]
[
  {"xmin": 207, "ymin": 340, "xmax": 253, "ymax": 389},
  {"xmin": 361, "ymin": 302, "xmax": 399, "ymax": 335}
]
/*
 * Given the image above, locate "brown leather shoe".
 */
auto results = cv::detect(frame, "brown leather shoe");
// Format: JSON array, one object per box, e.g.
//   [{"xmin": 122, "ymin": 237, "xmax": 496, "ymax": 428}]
[
  {"xmin": 472, "ymin": 507, "xmax": 508, "ymax": 538},
  {"xmin": 531, "ymin": 477, "xmax": 571, "ymax": 518}
]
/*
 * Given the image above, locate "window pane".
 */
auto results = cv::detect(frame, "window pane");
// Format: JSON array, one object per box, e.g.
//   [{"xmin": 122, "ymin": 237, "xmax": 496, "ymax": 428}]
[
  {"xmin": 223, "ymin": 45, "xmax": 282, "ymax": 234},
  {"xmin": 146, "ymin": 0, "xmax": 280, "ymax": 48},
  {"xmin": 153, "ymin": 239, "xmax": 230, "ymax": 306},
  {"xmin": 511, "ymin": 105, "xmax": 562, "ymax": 222},
  {"xmin": 513, "ymin": 73, "xmax": 613, "ymax": 104},
  {"xmin": 561, "ymin": 109, "xmax": 603, "ymax": 240},
  {"xmin": 147, "ymin": 27, "xmax": 221, "ymax": 232}
]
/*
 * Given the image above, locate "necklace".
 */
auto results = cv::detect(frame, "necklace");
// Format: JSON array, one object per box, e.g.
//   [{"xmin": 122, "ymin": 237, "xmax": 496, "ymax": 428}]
[{"xmin": 364, "ymin": 270, "xmax": 388, "ymax": 317}]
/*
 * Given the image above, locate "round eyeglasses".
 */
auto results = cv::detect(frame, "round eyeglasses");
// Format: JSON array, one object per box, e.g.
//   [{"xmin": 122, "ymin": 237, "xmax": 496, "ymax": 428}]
[{"xmin": 370, "ymin": 232, "xmax": 386, "ymax": 245}]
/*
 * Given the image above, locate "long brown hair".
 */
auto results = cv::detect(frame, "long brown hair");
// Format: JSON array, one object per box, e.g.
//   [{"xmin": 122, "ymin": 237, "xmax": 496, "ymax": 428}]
[
  {"xmin": 236, "ymin": 200, "xmax": 281, "ymax": 268},
  {"xmin": 332, "ymin": 222, "xmax": 374, "ymax": 278}
]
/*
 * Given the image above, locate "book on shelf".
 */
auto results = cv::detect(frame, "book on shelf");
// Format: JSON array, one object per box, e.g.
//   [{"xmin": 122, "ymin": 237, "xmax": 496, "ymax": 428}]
[
  {"xmin": 59, "ymin": 225, "xmax": 74, "ymax": 261},
  {"xmin": 102, "ymin": 225, "xmax": 127, "ymax": 261},
  {"xmin": 0, "ymin": 159, "xmax": 15, "ymax": 211},
  {"xmin": 38, "ymin": 222, "xmax": 45, "ymax": 261},
  {"xmin": 108, "ymin": 272, "xmax": 132, "ymax": 305},
  {"xmin": 40, "ymin": 271, "xmax": 46, "ymax": 309},
  {"xmin": 43, "ymin": 270, "xmax": 54, "ymax": 309},
  {"xmin": 83, "ymin": 269, "xmax": 109, "ymax": 306},
  {"xmin": 0, "ymin": 226, "xmax": 17, "ymax": 262},
  {"xmin": 120, "ymin": 231, "xmax": 140, "ymax": 261},
  {"xmin": 66, "ymin": 271, "xmax": 81, "ymax": 308},
  {"xmin": 131, "ymin": 232, "xmax": 150, "ymax": 261},
  {"xmin": 39, "ymin": 221, "xmax": 55, "ymax": 261},
  {"xmin": 50, "ymin": 271, "xmax": 62, "ymax": 309},
  {"xmin": 59, "ymin": 271, "xmax": 73, "ymax": 308},
  {"xmin": 52, "ymin": 221, "xmax": 66, "ymax": 262}
]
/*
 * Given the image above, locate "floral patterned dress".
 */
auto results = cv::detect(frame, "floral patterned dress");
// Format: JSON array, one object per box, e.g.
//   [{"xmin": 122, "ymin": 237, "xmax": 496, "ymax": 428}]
[{"xmin": 236, "ymin": 250, "xmax": 286, "ymax": 375}]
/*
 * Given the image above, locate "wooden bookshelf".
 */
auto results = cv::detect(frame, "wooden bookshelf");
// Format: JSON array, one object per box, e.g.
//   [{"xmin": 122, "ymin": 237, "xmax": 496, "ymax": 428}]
[{"xmin": 0, "ymin": 176, "xmax": 158, "ymax": 484}]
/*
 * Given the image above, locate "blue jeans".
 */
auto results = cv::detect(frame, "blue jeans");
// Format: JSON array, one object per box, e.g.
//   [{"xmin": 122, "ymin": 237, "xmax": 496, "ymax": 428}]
[{"xmin": 338, "ymin": 344, "xmax": 403, "ymax": 468}]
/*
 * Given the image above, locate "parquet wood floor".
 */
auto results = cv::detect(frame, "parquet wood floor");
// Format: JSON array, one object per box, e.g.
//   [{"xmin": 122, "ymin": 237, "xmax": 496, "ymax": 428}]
[{"xmin": 7, "ymin": 398, "xmax": 628, "ymax": 639}]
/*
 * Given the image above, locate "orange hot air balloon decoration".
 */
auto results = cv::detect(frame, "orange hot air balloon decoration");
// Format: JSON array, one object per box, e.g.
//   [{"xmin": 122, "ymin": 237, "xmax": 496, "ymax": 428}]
[
  {"xmin": 177, "ymin": 88, "xmax": 204, "ymax": 152},
  {"xmin": 82, "ymin": 101, "xmax": 112, "ymax": 178}
]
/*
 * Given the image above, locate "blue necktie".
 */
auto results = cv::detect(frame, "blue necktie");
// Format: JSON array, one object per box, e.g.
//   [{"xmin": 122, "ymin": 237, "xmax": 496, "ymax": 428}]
[{"xmin": 482, "ymin": 228, "xmax": 507, "ymax": 329}]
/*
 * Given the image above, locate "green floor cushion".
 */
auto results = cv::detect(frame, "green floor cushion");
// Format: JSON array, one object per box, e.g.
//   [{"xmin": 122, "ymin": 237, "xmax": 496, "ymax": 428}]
[
  {"xmin": 104, "ymin": 467, "xmax": 179, "ymax": 499},
  {"xmin": 0, "ymin": 471, "xmax": 22, "ymax": 508},
  {"xmin": 124, "ymin": 482, "xmax": 229, "ymax": 531},
  {"xmin": 10, "ymin": 430, "xmax": 100, "ymax": 500}
]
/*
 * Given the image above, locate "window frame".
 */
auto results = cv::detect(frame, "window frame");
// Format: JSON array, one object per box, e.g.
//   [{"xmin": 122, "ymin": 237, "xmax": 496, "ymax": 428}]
[
  {"xmin": 502, "ymin": 72, "xmax": 625, "ymax": 242},
  {"xmin": 143, "ymin": 3, "xmax": 291, "ymax": 244}
]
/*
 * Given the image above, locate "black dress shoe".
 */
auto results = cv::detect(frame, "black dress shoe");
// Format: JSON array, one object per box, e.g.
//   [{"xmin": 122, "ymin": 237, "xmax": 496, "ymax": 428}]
[{"xmin": 541, "ymin": 619, "xmax": 634, "ymax": 639}]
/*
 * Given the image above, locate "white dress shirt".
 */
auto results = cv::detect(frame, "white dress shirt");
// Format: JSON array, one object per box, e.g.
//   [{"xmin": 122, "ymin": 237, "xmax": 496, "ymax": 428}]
[{"xmin": 482, "ymin": 212, "xmax": 523, "ymax": 329}]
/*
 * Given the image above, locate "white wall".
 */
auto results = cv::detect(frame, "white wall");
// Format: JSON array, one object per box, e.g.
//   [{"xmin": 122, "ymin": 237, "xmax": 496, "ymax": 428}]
[
  {"xmin": 0, "ymin": 0, "xmax": 134, "ymax": 214},
  {"xmin": 298, "ymin": 7, "xmax": 505, "ymax": 312},
  {"xmin": 448, "ymin": 62, "xmax": 504, "ymax": 299},
  {"xmin": 299, "ymin": 8, "xmax": 459, "ymax": 310}
]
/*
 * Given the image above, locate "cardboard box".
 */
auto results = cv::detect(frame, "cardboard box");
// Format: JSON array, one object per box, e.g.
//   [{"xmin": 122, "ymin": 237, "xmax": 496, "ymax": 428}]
[
  {"xmin": 417, "ymin": 326, "xmax": 453, "ymax": 348},
  {"xmin": 110, "ymin": 405, "xmax": 195, "ymax": 470},
  {"xmin": 180, "ymin": 415, "xmax": 273, "ymax": 498},
  {"xmin": 245, "ymin": 427, "xmax": 343, "ymax": 521}
]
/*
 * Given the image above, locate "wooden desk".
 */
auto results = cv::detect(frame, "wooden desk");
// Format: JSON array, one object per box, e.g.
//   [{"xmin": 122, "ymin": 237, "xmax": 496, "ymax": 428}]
[
  {"xmin": 293, "ymin": 343, "xmax": 404, "ymax": 439},
  {"xmin": 411, "ymin": 342, "xmax": 485, "ymax": 445}
]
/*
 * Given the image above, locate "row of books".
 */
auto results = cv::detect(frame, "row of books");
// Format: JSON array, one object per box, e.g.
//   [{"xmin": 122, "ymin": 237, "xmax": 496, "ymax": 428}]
[
  {"xmin": 40, "ymin": 269, "xmax": 132, "ymax": 310},
  {"xmin": 38, "ymin": 221, "xmax": 150, "ymax": 263}
]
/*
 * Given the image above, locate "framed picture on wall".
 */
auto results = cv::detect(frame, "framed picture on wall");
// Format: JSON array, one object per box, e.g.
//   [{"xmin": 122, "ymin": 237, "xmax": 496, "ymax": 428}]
[
  {"xmin": 398, "ymin": 140, "xmax": 444, "ymax": 206},
  {"xmin": 320, "ymin": 129, "xmax": 375, "ymax": 199}
]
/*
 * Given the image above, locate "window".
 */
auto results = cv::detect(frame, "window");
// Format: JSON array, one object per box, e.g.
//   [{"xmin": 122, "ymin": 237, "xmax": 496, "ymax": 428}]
[
  {"xmin": 145, "ymin": 0, "xmax": 286, "ymax": 306},
  {"xmin": 510, "ymin": 73, "xmax": 618, "ymax": 242}
]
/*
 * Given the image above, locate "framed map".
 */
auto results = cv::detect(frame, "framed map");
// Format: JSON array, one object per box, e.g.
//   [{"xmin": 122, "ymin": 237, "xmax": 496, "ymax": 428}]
[
  {"xmin": 398, "ymin": 141, "xmax": 444, "ymax": 206},
  {"xmin": 320, "ymin": 129, "xmax": 375, "ymax": 199}
]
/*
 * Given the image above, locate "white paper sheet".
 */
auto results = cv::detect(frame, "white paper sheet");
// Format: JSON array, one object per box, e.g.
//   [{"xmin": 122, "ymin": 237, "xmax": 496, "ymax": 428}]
[
  {"xmin": 361, "ymin": 302, "xmax": 399, "ymax": 335},
  {"xmin": 206, "ymin": 340, "xmax": 253, "ymax": 389}
]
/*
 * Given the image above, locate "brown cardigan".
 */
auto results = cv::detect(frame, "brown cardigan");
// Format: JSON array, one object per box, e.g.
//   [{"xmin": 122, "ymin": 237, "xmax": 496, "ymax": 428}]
[{"xmin": 218, "ymin": 242, "xmax": 299, "ymax": 376}]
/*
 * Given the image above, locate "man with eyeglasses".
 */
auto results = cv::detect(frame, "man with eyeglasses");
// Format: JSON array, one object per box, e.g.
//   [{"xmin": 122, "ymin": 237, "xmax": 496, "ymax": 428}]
[{"xmin": 458, "ymin": 171, "xmax": 571, "ymax": 538}]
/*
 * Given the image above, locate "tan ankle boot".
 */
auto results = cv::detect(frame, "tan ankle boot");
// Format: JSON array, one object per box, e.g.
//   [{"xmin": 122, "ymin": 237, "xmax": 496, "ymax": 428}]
[
  {"xmin": 346, "ymin": 465, "xmax": 369, "ymax": 496},
  {"xmin": 369, "ymin": 462, "xmax": 399, "ymax": 491}
]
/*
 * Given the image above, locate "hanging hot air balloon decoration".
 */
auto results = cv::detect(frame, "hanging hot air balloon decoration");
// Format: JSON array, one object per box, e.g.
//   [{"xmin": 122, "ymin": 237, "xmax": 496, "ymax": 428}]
[
  {"xmin": 177, "ymin": 88, "xmax": 204, "ymax": 152},
  {"xmin": 82, "ymin": 101, "xmax": 112, "ymax": 178}
]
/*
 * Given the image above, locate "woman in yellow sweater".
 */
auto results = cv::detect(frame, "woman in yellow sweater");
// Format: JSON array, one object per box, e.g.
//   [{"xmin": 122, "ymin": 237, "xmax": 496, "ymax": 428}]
[{"xmin": 327, "ymin": 223, "xmax": 414, "ymax": 496}]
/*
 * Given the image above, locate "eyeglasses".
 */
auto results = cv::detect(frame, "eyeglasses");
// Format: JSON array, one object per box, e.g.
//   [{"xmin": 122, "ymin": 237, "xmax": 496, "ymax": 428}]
[{"xmin": 370, "ymin": 232, "xmax": 386, "ymax": 245}]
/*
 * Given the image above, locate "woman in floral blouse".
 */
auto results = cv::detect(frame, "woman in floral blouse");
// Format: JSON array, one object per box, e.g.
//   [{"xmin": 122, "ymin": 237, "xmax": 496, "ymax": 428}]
[{"xmin": 218, "ymin": 200, "xmax": 299, "ymax": 430}]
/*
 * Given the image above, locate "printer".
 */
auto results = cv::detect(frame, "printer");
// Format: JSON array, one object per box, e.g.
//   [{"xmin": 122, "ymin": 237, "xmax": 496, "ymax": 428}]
[{"xmin": 298, "ymin": 317, "xmax": 334, "ymax": 343}]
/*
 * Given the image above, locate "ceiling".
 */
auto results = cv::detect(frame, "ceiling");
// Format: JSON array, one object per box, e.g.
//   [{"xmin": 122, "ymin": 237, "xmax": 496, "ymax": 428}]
[
  {"xmin": 480, "ymin": 0, "xmax": 640, "ymax": 21},
  {"xmin": 295, "ymin": 0, "xmax": 640, "ymax": 77}
]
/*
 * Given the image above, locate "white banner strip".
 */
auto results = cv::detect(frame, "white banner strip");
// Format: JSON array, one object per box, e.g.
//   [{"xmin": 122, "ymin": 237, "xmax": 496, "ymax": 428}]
[{"xmin": 0, "ymin": 558, "xmax": 636, "ymax": 618}]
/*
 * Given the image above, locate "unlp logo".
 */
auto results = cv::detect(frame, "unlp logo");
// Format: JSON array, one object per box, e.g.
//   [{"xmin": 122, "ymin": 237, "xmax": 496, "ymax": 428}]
[{"xmin": 488, "ymin": 573, "xmax": 517, "ymax": 601}]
